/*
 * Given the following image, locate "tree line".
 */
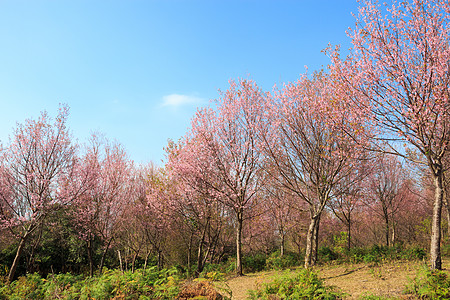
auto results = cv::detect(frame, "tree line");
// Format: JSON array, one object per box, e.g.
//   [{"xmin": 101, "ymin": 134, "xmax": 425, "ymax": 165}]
[{"xmin": 1, "ymin": 0, "xmax": 450, "ymax": 281}]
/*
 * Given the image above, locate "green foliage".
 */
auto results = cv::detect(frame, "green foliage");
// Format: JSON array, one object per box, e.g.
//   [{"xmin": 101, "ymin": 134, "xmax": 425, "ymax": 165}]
[
  {"xmin": 405, "ymin": 265, "xmax": 450, "ymax": 299},
  {"xmin": 319, "ymin": 246, "xmax": 339, "ymax": 262},
  {"xmin": 266, "ymin": 251, "xmax": 301, "ymax": 270},
  {"xmin": 0, "ymin": 273, "xmax": 44, "ymax": 300},
  {"xmin": 0, "ymin": 266, "xmax": 184, "ymax": 299},
  {"xmin": 333, "ymin": 232, "xmax": 348, "ymax": 257},
  {"xmin": 247, "ymin": 268, "xmax": 343, "ymax": 300},
  {"xmin": 243, "ymin": 253, "xmax": 267, "ymax": 273},
  {"xmin": 201, "ymin": 257, "xmax": 237, "ymax": 275},
  {"xmin": 338, "ymin": 245, "xmax": 426, "ymax": 264}
]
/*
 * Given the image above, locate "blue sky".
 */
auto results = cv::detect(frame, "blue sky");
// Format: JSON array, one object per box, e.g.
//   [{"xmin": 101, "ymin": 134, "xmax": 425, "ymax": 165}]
[{"xmin": 0, "ymin": 0, "xmax": 360, "ymax": 165}]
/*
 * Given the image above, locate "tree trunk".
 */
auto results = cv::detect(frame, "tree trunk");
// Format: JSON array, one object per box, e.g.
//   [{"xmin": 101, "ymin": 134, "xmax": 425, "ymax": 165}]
[
  {"xmin": 385, "ymin": 217, "xmax": 390, "ymax": 247},
  {"xmin": 87, "ymin": 239, "xmax": 94, "ymax": 277},
  {"xmin": 280, "ymin": 232, "xmax": 285, "ymax": 257},
  {"xmin": 236, "ymin": 209, "xmax": 244, "ymax": 276},
  {"xmin": 391, "ymin": 222, "xmax": 396, "ymax": 246},
  {"xmin": 8, "ymin": 234, "xmax": 28, "ymax": 282},
  {"xmin": 143, "ymin": 249, "xmax": 151, "ymax": 275},
  {"xmin": 157, "ymin": 250, "xmax": 164, "ymax": 270},
  {"xmin": 312, "ymin": 214, "xmax": 321, "ymax": 265},
  {"xmin": 99, "ymin": 237, "xmax": 113, "ymax": 274},
  {"xmin": 347, "ymin": 219, "xmax": 352, "ymax": 250},
  {"xmin": 444, "ymin": 196, "xmax": 450, "ymax": 241},
  {"xmin": 118, "ymin": 250, "xmax": 123, "ymax": 272},
  {"xmin": 431, "ymin": 170, "xmax": 444, "ymax": 270},
  {"xmin": 196, "ymin": 218, "xmax": 210, "ymax": 275},
  {"xmin": 132, "ymin": 251, "xmax": 138, "ymax": 273},
  {"xmin": 304, "ymin": 215, "xmax": 319, "ymax": 268}
]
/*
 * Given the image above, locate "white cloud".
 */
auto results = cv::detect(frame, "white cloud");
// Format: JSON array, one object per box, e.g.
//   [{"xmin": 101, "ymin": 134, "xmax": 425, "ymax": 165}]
[{"xmin": 161, "ymin": 94, "xmax": 205, "ymax": 108}]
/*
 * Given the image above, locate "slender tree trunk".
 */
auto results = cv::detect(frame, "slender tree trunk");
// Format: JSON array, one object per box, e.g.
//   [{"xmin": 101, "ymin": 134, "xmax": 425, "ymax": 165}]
[
  {"xmin": 444, "ymin": 196, "xmax": 450, "ymax": 241},
  {"xmin": 27, "ymin": 229, "xmax": 42, "ymax": 274},
  {"xmin": 280, "ymin": 232, "xmax": 285, "ymax": 257},
  {"xmin": 347, "ymin": 219, "xmax": 352, "ymax": 250},
  {"xmin": 385, "ymin": 217, "xmax": 390, "ymax": 247},
  {"xmin": 304, "ymin": 215, "xmax": 319, "ymax": 268},
  {"xmin": 99, "ymin": 237, "xmax": 113, "ymax": 274},
  {"xmin": 196, "ymin": 218, "xmax": 209, "ymax": 275},
  {"xmin": 187, "ymin": 231, "xmax": 193, "ymax": 275},
  {"xmin": 143, "ymin": 249, "xmax": 151, "ymax": 275},
  {"xmin": 118, "ymin": 250, "xmax": 123, "ymax": 272},
  {"xmin": 132, "ymin": 251, "xmax": 138, "ymax": 273},
  {"xmin": 87, "ymin": 239, "xmax": 94, "ymax": 277},
  {"xmin": 391, "ymin": 222, "xmax": 396, "ymax": 246},
  {"xmin": 431, "ymin": 170, "xmax": 444, "ymax": 270},
  {"xmin": 236, "ymin": 209, "xmax": 244, "ymax": 276},
  {"xmin": 8, "ymin": 234, "xmax": 28, "ymax": 283},
  {"xmin": 157, "ymin": 250, "xmax": 164, "ymax": 270},
  {"xmin": 312, "ymin": 214, "xmax": 321, "ymax": 265}
]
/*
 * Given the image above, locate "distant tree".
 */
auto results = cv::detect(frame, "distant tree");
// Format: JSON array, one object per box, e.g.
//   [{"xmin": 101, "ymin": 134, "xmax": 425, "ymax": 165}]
[{"xmin": 364, "ymin": 155, "xmax": 409, "ymax": 247}]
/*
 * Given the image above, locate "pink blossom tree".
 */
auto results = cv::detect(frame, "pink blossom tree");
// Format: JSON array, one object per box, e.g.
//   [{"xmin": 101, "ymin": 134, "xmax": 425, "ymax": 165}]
[
  {"xmin": 0, "ymin": 105, "xmax": 80, "ymax": 282},
  {"xmin": 183, "ymin": 79, "xmax": 266, "ymax": 275},
  {"xmin": 73, "ymin": 134, "xmax": 132, "ymax": 275},
  {"xmin": 260, "ymin": 71, "xmax": 369, "ymax": 268},
  {"xmin": 166, "ymin": 139, "xmax": 229, "ymax": 275},
  {"xmin": 331, "ymin": 0, "xmax": 450, "ymax": 269},
  {"xmin": 364, "ymin": 155, "xmax": 409, "ymax": 247}
]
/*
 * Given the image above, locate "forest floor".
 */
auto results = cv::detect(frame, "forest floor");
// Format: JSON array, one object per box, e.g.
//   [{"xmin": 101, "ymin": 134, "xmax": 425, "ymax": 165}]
[{"xmin": 220, "ymin": 258, "xmax": 450, "ymax": 299}]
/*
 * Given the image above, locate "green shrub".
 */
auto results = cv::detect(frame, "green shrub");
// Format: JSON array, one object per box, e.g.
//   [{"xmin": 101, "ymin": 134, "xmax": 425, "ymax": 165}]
[
  {"xmin": 405, "ymin": 265, "xmax": 450, "ymax": 299},
  {"xmin": 402, "ymin": 247, "xmax": 426, "ymax": 261},
  {"xmin": 319, "ymin": 246, "xmax": 339, "ymax": 262},
  {"xmin": 0, "ymin": 273, "xmax": 44, "ymax": 300},
  {"xmin": 202, "ymin": 257, "xmax": 236, "ymax": 275},
  {"xmin": 0, "ymin": 267, "xmax": 183, "ymax": 299},
  {"xmin": 248, "ymin": 268, "xmax": 343, "ymax": 299},
  {"xmin": 266, "ymin": 251, "xmax": 301, "ymax": 270},
  {"xmin": 243, "ymin": 253, "xmax": 267, "ymax": 273}
]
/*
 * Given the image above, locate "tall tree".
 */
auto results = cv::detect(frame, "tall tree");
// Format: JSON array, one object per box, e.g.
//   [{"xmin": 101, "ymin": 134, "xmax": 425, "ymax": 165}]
[
  {"xmin": 260, "ymin": 72, "xmax": 369, "ymax": 268},
  {"xmin": 331, "ymin": 0, "xmax": 450, "ymax": 269},
  {"xmin": 184, "ymin": 79, "xmax": 265, "ymax": 275},
  {"xmin": 0, "ymin": 105, "xmax": 79, "ymax": 282},
  {"xmin": 73, "ymin": 135, "xmax": 132, "ymax": 275}
]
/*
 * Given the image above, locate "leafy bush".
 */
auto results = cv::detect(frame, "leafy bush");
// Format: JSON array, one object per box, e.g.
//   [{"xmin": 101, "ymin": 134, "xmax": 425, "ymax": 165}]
[
  {"xmin": 202, "ymin": 257, "xmax": 236, "ymax": 275},
  {"xmin": 243, "ymin": 253, "xmax": 267, "ymax": 273},
  {"xmin": 248, "ymin": 268, "xmax": 343, "ymax": 300},
  {"xmin": 0, "ymin": 266, "xmax": 183, "ymax": 299},
  {"xmin": 319, "ymin": 246, "xmax": 339, "ymax": 262},
  {"xmin": 401, "ymin": 247, "xmax": 426, "ymax": 261},
  {"xmin": 342, "ymin": 245, "xmax": 426, "ymax": 264},
  {"xmin": 0, "ymin": 273, "xmax": 44, "ymax": 300},
  {"xmin": 266, "ymin": 251, "xmax": 301, "ymax": 270},
  {"xmin": 405, "ymin": 266, "xmax": 450, "ymax": 299}
]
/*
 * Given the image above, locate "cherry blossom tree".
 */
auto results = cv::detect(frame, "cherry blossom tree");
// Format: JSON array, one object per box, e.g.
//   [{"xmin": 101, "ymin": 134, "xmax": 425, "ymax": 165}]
[
  {"xmin": 364, "ymin": 155, "xmax": 409, "ymax": 247},
  {"xmin": 260, "ymin": 71, "xmax": 369, "ymax": 268},
  {"xmin": 331, "ymin": 0, "xmax": 450, "ymax": 269},
  {"xmin": 0, "ymin": 105, "xmax": 80, "ymax": 282},
  {"xmin": 262, "ymin": 174, "xmax": 304, "ymax": 256},
  {"xmin": 73, "ymin": 134, "xmax": 132, "ymax": 275},
  {"xmin": 182, "ymin": 79, "xmax": 266, "ymax": 275}
]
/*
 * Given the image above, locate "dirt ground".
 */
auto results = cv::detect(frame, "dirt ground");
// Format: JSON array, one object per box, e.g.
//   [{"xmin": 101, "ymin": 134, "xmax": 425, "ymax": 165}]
[{"xmin": 221, "ymin": 259, "xmax": 450, "ymax": 300}]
